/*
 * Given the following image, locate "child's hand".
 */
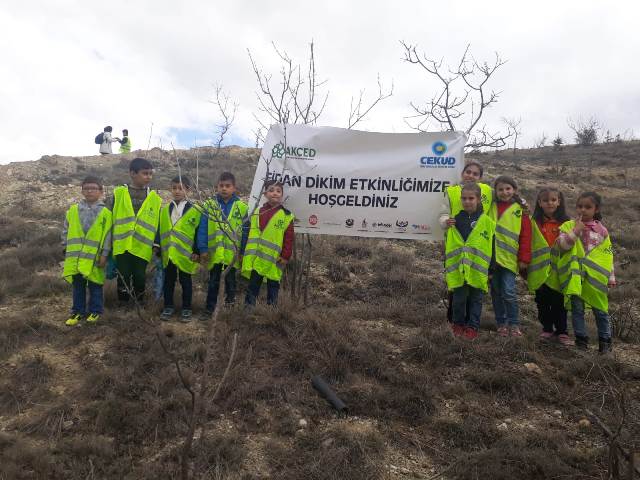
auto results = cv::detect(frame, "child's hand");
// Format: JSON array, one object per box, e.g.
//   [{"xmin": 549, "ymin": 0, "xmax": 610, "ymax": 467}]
[
  {"xmin": 608, "ymin": 280, "xmax": 617, "ymax": 288},
  {"xmin": 200, "ymin": 253, "xmax": 209, "ymax": 265},
  {"xmin": 191, "ymin": 254, "xmax": 199, "ymax": 262},
  {"xmin": 277, "ymin": 257, "xmax": 288, "ymax": 266},
  {"xmin": 573, "ymin": 215, "xmax": 585, "ymax": 234},
  {"xmin": 446, "ymin": 217, "xmax": 456, "ymax": 227},
  {"xmin": 97, "ymin": 256, "xmax": 107, "ymax": 268}
]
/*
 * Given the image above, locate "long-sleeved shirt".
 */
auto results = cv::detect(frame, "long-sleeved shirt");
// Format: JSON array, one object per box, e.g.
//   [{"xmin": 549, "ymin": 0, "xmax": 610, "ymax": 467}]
[
  {"xmin": 61, "ymin": 199, "xmax": 112, "ymax": 257},
  {"xmin": 196, "ymin": 194, "xmax": 249, "ymax": 254},
  {"xmin": 155, "ymin": 200, "xmax": 199, "ymax": 254},
  {"xmin": 453, "ymin": 209, "xmax": 483, "ymax": 242},
  {"xmin": 536, "ymin": 217, "xmax": 562, "ymax": 247},
  {"xmin": 495, "ymin": 200, "xmax": 532, "ymax": 264},
  {"xmin": 257, "ymin": 203, "xmax": 294, "ymax": 261},
  {"xmin": 557, "ymin": 220, "xmax": 615, "ymax": 284},
  {"xmin": 99, "ymin": 131, "xmax": 117, "ymax": 154}
]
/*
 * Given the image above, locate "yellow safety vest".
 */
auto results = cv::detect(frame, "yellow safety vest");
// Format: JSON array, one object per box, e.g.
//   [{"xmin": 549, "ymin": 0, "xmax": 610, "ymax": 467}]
[
  {"xmin": 119, "ymin": 137, "xmax": 131, "ymax": 154},
  {"xmin": 242, "ymin": 208, "xmax": 294, "ymax": 282},
  {"xmin": 159, "ymin": 204, "xmax": 201, "ymax": 274},
  {"xmin": 206, "ymin": 198, "xmax": 248, "ymax": 270},
  {"xmin": 447, "ymin": 183, "xmax": 493, "ymax": 216},
  {"xmin": 527, "ymin": 220, "xmax": 561, "ymax": 293},
  {"xmin": 558, "ymin": 221, "xmax": 613, "ymax": 312},
  {"xmin": 444, "ymin": 214, "xmax": 495, "ymax": 292},
  {"xmin": 62, "ymin": 204, "xmax": 112, "ymax": 285},
  {"xmin": 489, "ymin": 202, "xmax": 523, "ymax": 274},
  {"xmin": 112, "ymin": 186, "xmax": 162, "ymax": 262}
]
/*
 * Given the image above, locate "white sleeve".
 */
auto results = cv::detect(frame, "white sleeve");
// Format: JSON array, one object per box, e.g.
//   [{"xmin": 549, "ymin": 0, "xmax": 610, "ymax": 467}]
[{"xmin": 438, "ymin": 193, "xmax": 451, "ymax": 229}]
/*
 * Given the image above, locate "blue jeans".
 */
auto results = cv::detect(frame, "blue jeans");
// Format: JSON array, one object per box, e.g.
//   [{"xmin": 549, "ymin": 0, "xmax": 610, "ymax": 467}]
[
  {"xmin": 244, "ymin": 270, "xmax": 280, "ymax": 306},
  {"xmin": 452, "ymin": 284, "xmax": 483, "ymax": 330},
  {"xmin": 72, "ymin": 274, "xmax": 103, "ymax": 315},
  {"xmin": 490, "ymin": 266, "xmax": 519, "ymax": 326},
  {"xmin": 570, "ymin": 295, "xmax": 611, "ymax": 340}
]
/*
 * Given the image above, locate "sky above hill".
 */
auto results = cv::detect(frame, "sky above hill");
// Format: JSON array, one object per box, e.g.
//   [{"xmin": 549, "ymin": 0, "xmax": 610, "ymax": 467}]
[{"xmin": 1, "ymin": 1, "xmax": 639, "ymax": 164}]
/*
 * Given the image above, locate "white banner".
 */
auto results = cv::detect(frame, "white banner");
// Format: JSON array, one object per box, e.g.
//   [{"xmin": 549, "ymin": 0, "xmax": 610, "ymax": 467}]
[{"xmin": 249, "ymin": 124, "xmax": 466, "ymax": 239}]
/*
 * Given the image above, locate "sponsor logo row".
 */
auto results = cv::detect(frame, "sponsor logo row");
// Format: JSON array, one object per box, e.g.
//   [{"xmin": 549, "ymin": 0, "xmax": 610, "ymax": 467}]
[{"xmin": 305, "ymin": 215, "xmax": 430, "ymax": 233}]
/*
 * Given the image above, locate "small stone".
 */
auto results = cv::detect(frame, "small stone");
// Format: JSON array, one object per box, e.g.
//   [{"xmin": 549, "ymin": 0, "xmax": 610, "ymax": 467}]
[
  {"xmin": 578, "ymin": 418, "xmax": 591, "ymax": 429},
  {"xmin": 63, "ymin": 420, "xmax": 74, "ymax": 430},
  {"xmin": 298, "ymin": 419, "xmax": 308, "ymax": 428},
  {"xmin": 553, "ymin": 410, "xmax": 562, "ymax": 417},
  {"xmin": 504, "ymin": 418, "xmax": 512, "ymax": 424},
  {"xmin": 524, "ymin": 363, "xmax": 542, "ymax": 374},
  {"xmin": 321, "ymin": 438, "xmax": 334, "ymax": 448},
  {"xmin": 497, "ymin": 422, "xmax": 508, "ymax": 431}
]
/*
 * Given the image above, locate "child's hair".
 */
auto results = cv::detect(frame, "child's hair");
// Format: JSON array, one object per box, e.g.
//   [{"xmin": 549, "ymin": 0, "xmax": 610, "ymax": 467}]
[
  {"xmin": 81, "ymin": 175, "xmax": 103, "ymax": 189},
  {"xmin": 463, "ymin": 160, "xmax": 484, "ymax": 178},
  {"xmin": 171, "ymin": 175, "xmax": 193, "ymax": 189},
  {"xmin": 218, "ymin": 172, "xmax": 236, "ymax": 185},
  {"xmin": 122, "ymin": 129, "xmax": 128, "ymax": 135},
  {"xmin": 104, "ymin": 126, "xmax": 112, "ymax": 132},
  {"xmin": 532, "ymin": 187, "xmax": 570, "ymax": 223},
  {"xmin": 494, "ymin": 175, "xmax": 526, "ymax": 206},
  {"xmin": 129, "ymin": 157, "xmax": 153, "ymax": 173},
  {"xmin": 263, "ymin": 179, "xmax": 284, "ymax": 191},
  {"xmin": 461, "ymin": 181, "xmax": 483, "ymax": 213},
  {"xmin": 577, "ymin": 191, "xmax": 603, "ymax": 221}
]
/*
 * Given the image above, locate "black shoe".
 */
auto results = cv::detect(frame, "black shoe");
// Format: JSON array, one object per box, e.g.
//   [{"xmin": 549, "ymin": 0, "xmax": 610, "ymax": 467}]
[
  {"xmin": 199, "ymin": 310, "xmax": 213, "ymax": 321},
  {"xmin": 598, "ymin": 337, "xmax": 612, "ymax": 354},
  {"xmin": 575, "ymin": 335, "xmax": 590, "ymax": 350}
]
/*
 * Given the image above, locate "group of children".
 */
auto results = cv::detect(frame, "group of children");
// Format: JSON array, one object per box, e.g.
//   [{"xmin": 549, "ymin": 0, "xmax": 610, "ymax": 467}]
[
  {"xmin": 441, "ymin": 160, "xmax": 615, "ymax": 353},
  {"xmin": 61, "ymin": 157, "xmax": 294, "ymax": 325}
]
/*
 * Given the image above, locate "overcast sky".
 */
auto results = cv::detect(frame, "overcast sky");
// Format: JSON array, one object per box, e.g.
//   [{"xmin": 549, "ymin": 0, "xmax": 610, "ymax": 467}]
[{"xmin": 1, "ymin": 1, "xmax": 639, "ymax": 164}]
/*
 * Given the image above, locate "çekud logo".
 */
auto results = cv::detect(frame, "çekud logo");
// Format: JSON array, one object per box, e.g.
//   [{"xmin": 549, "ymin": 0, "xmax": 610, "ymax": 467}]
[
  {"xmin": 432, "ymin": 141, "xmax": 448, "ymax": 156},
  {"xmin": 420, "ymin": 140, "xmax": 456, "ymax": 168}
]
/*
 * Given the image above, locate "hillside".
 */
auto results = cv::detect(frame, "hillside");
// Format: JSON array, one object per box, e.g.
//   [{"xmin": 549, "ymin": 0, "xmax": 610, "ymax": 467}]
[{"xmin": 1, "ymin": 143, "xmax": 639, "ymax": 479}]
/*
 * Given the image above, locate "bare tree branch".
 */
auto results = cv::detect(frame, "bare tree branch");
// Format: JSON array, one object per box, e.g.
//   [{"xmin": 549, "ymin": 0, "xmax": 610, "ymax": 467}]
[
  {"xmin": 347, "ymin": 75, "xmax": 394, "ymax": 129},
  {"xmin": 210, "ymin": 84, "xmax": 238, "ymax": 150}
]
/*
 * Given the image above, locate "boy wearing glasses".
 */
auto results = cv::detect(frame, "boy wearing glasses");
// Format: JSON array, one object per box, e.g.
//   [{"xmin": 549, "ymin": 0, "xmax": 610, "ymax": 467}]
[{"xmin": 61, "ymin": 176, "xmax": 113, "ymax": 325}]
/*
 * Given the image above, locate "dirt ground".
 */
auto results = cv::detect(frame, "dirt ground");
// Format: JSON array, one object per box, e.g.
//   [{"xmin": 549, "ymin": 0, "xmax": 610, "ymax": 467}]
[{"xmin": 1, "ymin": 143, "xmax": 639, "ymax": 479}]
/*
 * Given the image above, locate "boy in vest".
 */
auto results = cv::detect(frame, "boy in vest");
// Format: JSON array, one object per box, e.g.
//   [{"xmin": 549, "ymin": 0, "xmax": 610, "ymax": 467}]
[
  {"xmin": 158, "ymin": 176, "xmax": 201, "ymax": 322},
  {"xmin": 444, "ymin": 182, "xmax": 495, "ymax": 340},
  {"xmin": 198, "ymin": 172, "xmax": 248, "ymax": 318},
  {"xmin": 118, "ymin": 129, "xmax": 131, "ymax": 154},
  {"xmin": 108, "ymin": 157, "xmax": 162, "ymax": 303},
  {"xmin": 61, "ymin": 176, "xmax": 113, "ymax": 325},
  {"xmin": 242, "ymin": 180, "xmax": 294, "ymax": 309}
]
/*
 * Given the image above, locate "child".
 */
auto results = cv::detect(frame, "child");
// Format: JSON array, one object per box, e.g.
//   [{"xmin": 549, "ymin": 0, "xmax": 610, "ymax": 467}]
[
  {"xmin": 242, "ymin": 180, "xmax": 294, "ymax": 308},
  {"xmin": 445, "ymin": 182, "xmax": 495, "ymax": 340},
  {"xmin": 99, "ymin": 126, "xmax": 119, "ymax": 155},
  {"xmin": 489, "ymin": 176, "xmax": 531, "ymax": 337},
  {"xmin": 198, "ymin": 172, "xmax": 248, "ymax": 318},
  {"xmin": 557, "ymin": 192, "xmax": 615, "ymax": 353},
  {"xmin": 61, "ymin": 176, "xmax": 113, "ymax": 325},
  {"xmin": 118, "ymin": 129, "xmax": 131, "ymax": 154},
  {"xmin": 440, "ymin": 160, "xmax": 493, "ymax": 323},
  {"xmin": 158, "ymin": 176, "xmax": 201, "ymax": 322},
  {"xmin": 109, "ymin": 157, "xmax": 162, "ymax": 303},
  {"xmin": 528, "ymin": 187, "xmax": 572, "ymax": 345}
]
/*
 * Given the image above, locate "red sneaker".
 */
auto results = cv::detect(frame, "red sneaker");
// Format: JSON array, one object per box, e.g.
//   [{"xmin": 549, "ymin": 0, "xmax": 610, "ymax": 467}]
[
  {"xmin": 463, "ymin": 327, "xmax": 479, "ymax": 340},
  {"xmin": 497, "ymin": 326, "xmax": 509, "ymax": 337},
  {"xmin": 451, "ymin": 324, "xmax": 465, "ymax": 337}
]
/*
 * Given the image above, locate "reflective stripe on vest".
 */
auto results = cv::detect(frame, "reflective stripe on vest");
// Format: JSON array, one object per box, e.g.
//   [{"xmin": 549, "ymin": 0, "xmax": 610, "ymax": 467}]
[
  {"xmin": 206, "ymin": 199, "xmax": 248, "ymax": 270},
  {"xmin": 159, "ymin": 204, "xmax": 201, "ymax": 274},
  {"xmin": 447, "ymin": 183, "xmax": 493, "ymax": 217},
  {"xmin": 62, "ymin": 204, "xmax": 112, "ymax": 285},
  {"xmin": 527, "ymin": 220, "xmax": 561, "ymax": 293},
  {"xmin": 490, "ymin": 202, "xmax": 523, "ymax": 274},
  {"xmin": 444, "ymin": 214, "xmax": 495, "ymax": 292},
  {"xmin": 119, "ymin": 138, "xmax": 131, "ymax": 153},
  {"xmin": 241, "ymin": 208, "xmax": 294, "ymax": 282},
  {"xmin": 112, "ymin": 186, "xmax": 161, "ymax": 261}
]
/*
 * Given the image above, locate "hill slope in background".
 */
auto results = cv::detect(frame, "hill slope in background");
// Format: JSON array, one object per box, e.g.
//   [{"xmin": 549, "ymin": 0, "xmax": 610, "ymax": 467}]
[{"xmin": 0, "ymin": 143, "xmax": 639, "ymax": 479}]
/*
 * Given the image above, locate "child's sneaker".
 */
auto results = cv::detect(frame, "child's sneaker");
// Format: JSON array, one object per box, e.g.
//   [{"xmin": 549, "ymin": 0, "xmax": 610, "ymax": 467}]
[
  {"xmin": 497, "ymin": 326, "xmax": 509, "ymax": 337},
  {"xmin": 463, "ymin": 327, "xmax": 479, "ymax": 340},
  {"xmin": 160, "ymin": 308, "xmax": 174, "ymax": 321},
  {"xmin": 199, "ymin": 309, "xmax": 213, "ymax": 321},
  {"xmin": 180, "ymin": 309, "xmax": 192, "ymax": 323},
  {"xmin": 558, "ymin": 334, "xmax": 574, "ymax": 346},
  {"xmin": 65, "ymin": 313, "xmax": 82, "ymax": 326},
  {"xmin": 539, "ymin": 331, "xmax": 554, "ymax": 340},
  {"xmin": 86, "ymin": 313, "xmax": 100, "ymax": 324},
  {"xmin": 510, "ymin": 327, "xmax": 523, "ymax": 337},
  {"xmin": 451, "ymin": 324, "xmax": 465, "ymax": 337}
]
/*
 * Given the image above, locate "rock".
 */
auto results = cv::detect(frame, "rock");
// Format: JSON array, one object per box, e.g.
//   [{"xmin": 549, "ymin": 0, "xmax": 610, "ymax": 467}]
[
  {"xmin": 578, "ymin": 418, "xmax": 591, "ymax": 429},
  {"xmin": 497, "ymin": 422, "xmax": 508, "ymax": 431},
  {"xmin": 63, "ymin": 420, "xmax": 74, "ymax": 430},
  {"xmin": 504, "ymin": 418, "xmax": 512, "ymax": 424},
  {"xmin": 524, "ymin": 362, "xmax": 542, "ymax": 374},
  {"xmin": 552, "ymin": 410, "xmax": 562, "ymax": 418},
  {"xmin": 321, "ymin": 438, "xmax": 334, "ymax": 448},
  {"xmin": 298, "ymin": 418, "xmax": 308, "ymax": 428}
]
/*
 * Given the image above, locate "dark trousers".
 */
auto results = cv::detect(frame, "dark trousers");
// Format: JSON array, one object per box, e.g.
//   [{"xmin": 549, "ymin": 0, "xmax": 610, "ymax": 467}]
[
  {"xmin": 451, "ymin": 284, "xmax": 483, "ymax": 330},
  {"xmin": 115, "ymin": 252, "xmax": 148, "ymax": 302},
  {"xmin": 163, "ymin": 261, "xmax": 192, "ymax": 309},
  {"xmin": 206, "ymin": 264, "xmax": 237, "ymax": 312},
  {"xmin": 535, "ymin": 284, "xmax": 568, "ymax": 335},
  {"xmin": 447, "ymin": 291, "xmax": 472, "ymax": 324},
  {"xmin": 244, "ymin": 270, "xmax": 280, "ymax": 306},
  {"xmin": 71, "ymin": 274, "xmax": 103, "ymax": 315}
]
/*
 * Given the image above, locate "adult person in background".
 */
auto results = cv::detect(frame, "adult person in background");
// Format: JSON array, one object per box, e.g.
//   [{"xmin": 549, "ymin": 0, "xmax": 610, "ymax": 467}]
[
  {"xmin": 118, "ymin": 129, "xmax": 131, "ymax": 154},
  {"xmin": 99, "ymin": 126, "xmax": 120, "ymax": 155}
]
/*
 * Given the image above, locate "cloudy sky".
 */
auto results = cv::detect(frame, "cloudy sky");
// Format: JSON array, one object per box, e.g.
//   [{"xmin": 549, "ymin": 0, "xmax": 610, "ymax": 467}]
[{"xmin": 1, "ymin": 1, "xmax": 638, "ymax": 164}]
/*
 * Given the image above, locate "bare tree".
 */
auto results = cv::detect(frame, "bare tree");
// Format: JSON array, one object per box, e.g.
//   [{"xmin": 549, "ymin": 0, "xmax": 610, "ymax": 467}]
[
  {"xmin": 347, "ymin": 75, "xmax": 394, "ymax": 129},
  {"xmin": 534, "ymin": 132, "xmax": 548, "ymax": 149},
  {"xmin": 502, "ymin": 116, "xmax": 522, "ymax": 155},
  {"xmin": 401, "ymin": 41, "xmax": 516, "ymax": 150},
  {"xmin": 210, "ymin": 84, "xmax": 239, "ymax": 150},
  {"xmin": 567, "ymin": 116, "xmax": 601, "ymax": 146}
]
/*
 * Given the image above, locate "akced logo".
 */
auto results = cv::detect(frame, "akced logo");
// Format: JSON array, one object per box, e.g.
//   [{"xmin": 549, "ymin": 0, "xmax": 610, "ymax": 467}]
[{"xmin": 271, "ymin": 142, "xmax": 317, "ymax": 160}]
